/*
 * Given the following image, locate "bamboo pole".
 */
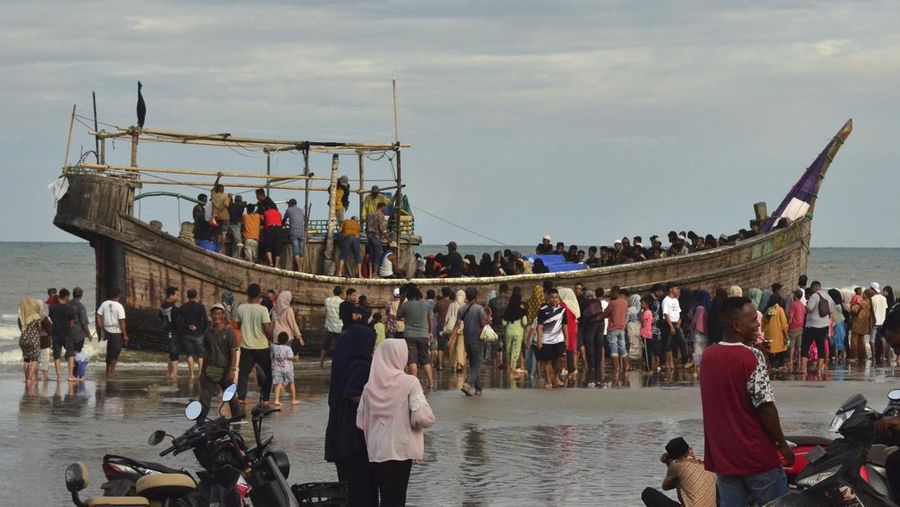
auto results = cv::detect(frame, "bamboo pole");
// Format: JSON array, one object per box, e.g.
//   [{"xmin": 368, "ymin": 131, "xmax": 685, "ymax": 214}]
[
  {"xmin": 302, "ymin": 148, "xmax": 311, "ymax": 234},
  {"xmin": 92, "ymin": 92, "xmax": 100, "ymax": 164},
  {"xmin": 392, "ymin": 79, "xmax": 403, "ymax": 255},
  {"xmin": 323, "ymin": 154, "xmax": 339, "ymax": 273},
  {"xmin": 76, "ymin": 163, "xmax": 327, "ymax": 181},
  {"xmin": 121, "ymin": 180, "xmax": 351, "ymax": 192},
  {"xmin": 63, "ymin": 105, "xmax": 76, "ymax": 171},
  {"xmin": 95, "ymin": 127, "xmax": 409, "ymax": 151},
  {"xmin": 358, "ymin": 151, "xmax": 365, "ymax": 220},
  {"xmin": 266, "ymin": 152, "xmax": 271, "ymax": 195},
  {"xmin": 130, "ymin": 128, "xmax": 139, "ymax": 167}
]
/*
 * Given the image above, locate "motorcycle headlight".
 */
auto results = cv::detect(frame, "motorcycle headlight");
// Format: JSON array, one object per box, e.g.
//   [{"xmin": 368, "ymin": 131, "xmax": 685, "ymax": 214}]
[
  {"xmin": 829, "ymin": 409, "xmax": 855, "ymax": 432},
  {"xmin": 796, "ymin": 464, "xmax": 842, "ymax": 488}
]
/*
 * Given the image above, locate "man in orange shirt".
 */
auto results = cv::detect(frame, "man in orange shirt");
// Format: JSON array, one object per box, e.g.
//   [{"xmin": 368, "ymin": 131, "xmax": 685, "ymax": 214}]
[
  {"xmin": 336, "ymin": 216, "xmax": 362, "ymax": 277},
  {"xmin": 241, "ymin": 203, "xmax": 261, "ymax": 263}
]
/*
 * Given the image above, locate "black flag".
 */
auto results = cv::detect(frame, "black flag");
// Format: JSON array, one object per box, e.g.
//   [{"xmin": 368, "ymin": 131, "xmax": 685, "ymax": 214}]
[{"xmin": 136, "ymin": 81, "xmax": 146, "ymax": 128}]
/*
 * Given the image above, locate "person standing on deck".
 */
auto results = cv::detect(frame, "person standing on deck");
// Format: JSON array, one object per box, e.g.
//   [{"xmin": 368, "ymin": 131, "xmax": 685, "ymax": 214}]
[
  {"xmin": 255, "ymin": 187, "xmax": 276, "ymax": 211},
  {"xmin": 159, "ymin": 286, "xmax": 184, "ymax": 379},
  {"xmin": 235, "ymin": 283, "xmax": 274, "ymax": 406},
  {"xmin": 440, "ymin": 241, "xmax": 464, "ymax": 278},
  {"xmin": 700, "ymin": 296, "xmax": 794, "ymax": 506},
  {"xmin": 96, "ymin": 288, "xmax": 128, "ymax": 377},
  {"xmin": 261, "ymin": 202, "xmax": 283, "ymax": 268},
  {"xmin": 192, "ymin": 194, "xmax": 212, "ymax": 244},
  {"xmin": 226, "ymin": 195, "xmax": 245, "ymax": 258},
  {"xmin": 321, "ymin": 286, "xmax": 345, "ymax": 368},
  {"xmin": 361, "ymin": 185, "xmax": 391, "ymax": 221},
  {"xmin": 241, "ymin": 203, "xmax": 261, "ymax": 263},
  {"xmin": 366, "ymin": 202, "xmax": 389, "ymax": 279},
  {"xmin": 181, "ymin": 288, "xmax": 208, "ymax": 379},
  {"xmin": 283, "ymin": 198, "xmax": 307, "ymax": 272},
  {"xmin": 336, "ymin": 215, "xmax": 362, "ymax": 277},
  {"xmin": 210, "ymin": 180, "xmax": 231, "ymax": 249},
  {"xmin": 331, "ymin": 175, "xmax": 351, "ymax": 223}
]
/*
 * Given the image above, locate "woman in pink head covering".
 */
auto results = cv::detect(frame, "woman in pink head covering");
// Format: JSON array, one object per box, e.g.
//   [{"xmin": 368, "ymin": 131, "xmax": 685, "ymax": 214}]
[{"xmin": 357, "ymin": 339, "xmax": 435, "ymax": 506}]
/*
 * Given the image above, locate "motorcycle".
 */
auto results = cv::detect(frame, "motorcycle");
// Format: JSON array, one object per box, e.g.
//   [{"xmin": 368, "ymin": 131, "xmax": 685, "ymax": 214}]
[
  {"xmin": 765, "ymin": 389, "xmax": 900, "ymax": 506},
  {"xmin": 65, "ymin": 385, "xmax": 346, "ymax": 506}
]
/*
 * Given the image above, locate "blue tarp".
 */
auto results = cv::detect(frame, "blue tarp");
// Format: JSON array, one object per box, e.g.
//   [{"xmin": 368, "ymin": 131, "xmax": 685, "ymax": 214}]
[{"xmin": 526, "ymin": 254, "xmax": 587, "ymax": 273}]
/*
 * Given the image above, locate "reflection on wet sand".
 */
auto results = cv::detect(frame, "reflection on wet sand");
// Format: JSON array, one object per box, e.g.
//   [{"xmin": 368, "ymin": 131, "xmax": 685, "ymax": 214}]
[{"xmin": 4, "ymin": 362, "xmax": 900, "ymax": 505}]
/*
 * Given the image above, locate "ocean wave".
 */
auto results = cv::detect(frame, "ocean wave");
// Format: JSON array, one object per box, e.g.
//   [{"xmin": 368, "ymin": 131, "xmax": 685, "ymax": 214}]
[{"xmin": 0, "ymin": 324, "xmax": 20, "ymax": 341}]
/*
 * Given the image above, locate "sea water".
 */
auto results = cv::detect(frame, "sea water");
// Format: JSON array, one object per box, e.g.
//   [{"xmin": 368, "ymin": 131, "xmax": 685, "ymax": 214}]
[{"xmin": 0, "ymin": 242, "xmax": 897, "ymax": 365}]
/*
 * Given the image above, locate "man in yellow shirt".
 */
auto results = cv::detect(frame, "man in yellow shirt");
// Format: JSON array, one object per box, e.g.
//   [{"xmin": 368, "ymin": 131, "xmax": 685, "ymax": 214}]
[{"xmin": 361, "ymin": 185, "xmax": 391, "ymax": 221}]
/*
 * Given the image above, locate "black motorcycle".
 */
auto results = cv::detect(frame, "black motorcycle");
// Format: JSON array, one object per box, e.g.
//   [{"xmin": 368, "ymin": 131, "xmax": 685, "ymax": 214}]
[{"xmin": 766, "ymin": 389, "xmax": 900, "ymax": 506}]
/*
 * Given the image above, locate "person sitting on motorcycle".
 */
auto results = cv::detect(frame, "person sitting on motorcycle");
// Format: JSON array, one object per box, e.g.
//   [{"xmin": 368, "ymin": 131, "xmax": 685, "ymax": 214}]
[
  {"xmin": 872, "ymin": 305, "xmax": 900, "ymax": 497},
  {"xmin": 641, "ymin": 437, "xmax": 717, "ymax": 507}
]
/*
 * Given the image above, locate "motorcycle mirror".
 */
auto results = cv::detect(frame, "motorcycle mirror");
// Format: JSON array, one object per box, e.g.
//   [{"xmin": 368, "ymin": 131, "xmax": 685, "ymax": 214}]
[
  {"xmin": 148, "ymin": 430, "xmax": 167, "ymax": 446},
  {"xmin": 64, "ymin": 463, "xmax": 89, "ymax": 493},
  {"xmin": 222, "ymin": 384, "xmax": 237, "ymax": 402},
  {"xmin": 888, "ymin": 390, "xmax": 900, "ymax": 402},
  {"xmin": 185, "ymin": 401, "xmax": 203, "ymax": 421}
]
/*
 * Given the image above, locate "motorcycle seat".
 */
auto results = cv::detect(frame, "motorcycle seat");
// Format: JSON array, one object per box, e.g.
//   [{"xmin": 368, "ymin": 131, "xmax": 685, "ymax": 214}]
[
  {"xmin": 135, "ymin": 473, "xmax": 197, "ymax": 500},
  {"xmin": 868, "ymin": 445, "xmax": 894, "ymax": 467},
  {"xmin": 104, "ymin": 455, "xmax": 187, "ymax": 475},
  {"xmin": 785, "ymin": 436, "xmax": 832, "ymax": 447},
  {"xmin": 88, "ymin": 497, "xmax": 150, "ymax": 506}
]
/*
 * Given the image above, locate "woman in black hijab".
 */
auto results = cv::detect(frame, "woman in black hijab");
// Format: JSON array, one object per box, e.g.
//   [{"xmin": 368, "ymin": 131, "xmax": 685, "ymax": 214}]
[{"xmin": 325, "ymin": 324, "xmax": 377, "ymax": 506}]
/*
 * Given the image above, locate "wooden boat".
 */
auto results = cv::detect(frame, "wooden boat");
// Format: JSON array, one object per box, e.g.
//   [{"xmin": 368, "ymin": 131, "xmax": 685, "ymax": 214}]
[{"xmin": 52, "ymin": 114, "xmax": 852, "ymax": 352}]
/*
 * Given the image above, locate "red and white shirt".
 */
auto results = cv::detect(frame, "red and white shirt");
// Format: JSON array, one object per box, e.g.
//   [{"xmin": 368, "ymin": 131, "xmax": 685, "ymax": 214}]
[{"xmin": 700, "ymin": 341, "xmax": 779, "ymax": 476}]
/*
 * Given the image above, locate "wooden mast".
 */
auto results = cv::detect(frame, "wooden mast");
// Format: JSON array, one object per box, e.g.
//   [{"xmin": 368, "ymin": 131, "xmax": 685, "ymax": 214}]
[
  {"xmin": 63, "ymin": 105, "xmax": 76, "ymax": 171},
  {"xmin": 392, "ymin": 79, "xmax": 402, "ymax": 253},
  {"xmin": 323, "ymin": 154, "xmax": 339, "ymax": 274},
  {"xmin": 357, "ymin": 151, "xmax": 365, "ymax": 219}
]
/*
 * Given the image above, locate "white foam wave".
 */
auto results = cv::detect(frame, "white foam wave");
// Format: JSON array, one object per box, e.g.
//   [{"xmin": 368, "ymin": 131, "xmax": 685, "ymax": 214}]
[
  {"xmin": 0, "ymin": 324, "xmax": 20, "ymax": 341},
  {"xmin": 0, "ymin": 339, "xmax": 108, "ymax": 365}
]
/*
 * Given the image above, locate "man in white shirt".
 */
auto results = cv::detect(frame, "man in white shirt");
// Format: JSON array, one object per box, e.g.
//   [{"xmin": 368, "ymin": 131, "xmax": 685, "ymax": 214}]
[
  {"xmin": 321, "ymin": 286, "xmax": 345, "ymax": 367},
  {"xmin": 96, "ymin": 288, "xmax": 128, "ymax": 377},
  {"xmin": 662, "ymin": 286, "xmax": 684, "ymax": 371},
  {"xmin": 871, "ymin": 282, "xmax": 889, "ymax": 364}
]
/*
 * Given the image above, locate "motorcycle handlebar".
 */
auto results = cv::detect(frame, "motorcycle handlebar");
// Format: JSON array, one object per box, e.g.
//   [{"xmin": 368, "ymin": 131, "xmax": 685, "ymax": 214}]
[{"xmin": 159, "ymin": 445, "xmax": 176, "ymax": 457}]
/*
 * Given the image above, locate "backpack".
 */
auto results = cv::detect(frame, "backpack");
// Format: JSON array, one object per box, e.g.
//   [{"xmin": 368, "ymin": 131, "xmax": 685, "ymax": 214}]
[{"xmin": 815, "ymin": 292, "xmax": 831, "ymax": 318}]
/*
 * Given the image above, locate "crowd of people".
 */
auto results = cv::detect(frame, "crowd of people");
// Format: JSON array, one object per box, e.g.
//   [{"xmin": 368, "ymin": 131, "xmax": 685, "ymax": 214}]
[
  {"xmin": 17, "ymin": 287, "xmax": 128, "ymax": 384},
  {"xmin": 190, "ymin": 182, "xmax": 405, "ymax": 278},
  {"xmin": 415, "ymin": 225, "xmax": 777, "ymax": 278}
]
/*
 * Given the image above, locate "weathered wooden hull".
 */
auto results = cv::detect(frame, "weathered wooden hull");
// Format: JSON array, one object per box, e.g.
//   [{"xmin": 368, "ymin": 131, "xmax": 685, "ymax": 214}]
[{"xmin": 54, "ymin": 171, "xmax": 811, "ymax": 353}]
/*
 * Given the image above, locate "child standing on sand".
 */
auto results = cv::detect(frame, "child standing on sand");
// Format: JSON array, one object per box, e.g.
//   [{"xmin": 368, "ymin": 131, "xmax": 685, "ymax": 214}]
[{"xmin": 271, "ymin": 332, "xmax": 299, "ymax": 406}]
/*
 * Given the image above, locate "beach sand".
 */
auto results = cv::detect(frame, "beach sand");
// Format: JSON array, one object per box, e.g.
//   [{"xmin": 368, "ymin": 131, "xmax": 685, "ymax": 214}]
[{"xmin": 3, "ymin": 362, "xmax": 899, "ymax": 505}]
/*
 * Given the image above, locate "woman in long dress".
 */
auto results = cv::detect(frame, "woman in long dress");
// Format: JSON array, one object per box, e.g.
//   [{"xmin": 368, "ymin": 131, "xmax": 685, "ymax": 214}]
[{"xmin": 357, "ymin": 339, "xmax": 435, "ymax": 506}]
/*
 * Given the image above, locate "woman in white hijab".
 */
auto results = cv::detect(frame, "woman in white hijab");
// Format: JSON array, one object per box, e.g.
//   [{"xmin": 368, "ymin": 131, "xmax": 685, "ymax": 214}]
[
  {"xmin": 357, "ymin": 339, "xmax": 435, "ymax": 506},
  {"xmin": 271, "ymin": 291, "xmax": 304, "ymax": 346},
  {"xmin": 445, "ymin": 289, "xmax": 468, "ymax": 372}
]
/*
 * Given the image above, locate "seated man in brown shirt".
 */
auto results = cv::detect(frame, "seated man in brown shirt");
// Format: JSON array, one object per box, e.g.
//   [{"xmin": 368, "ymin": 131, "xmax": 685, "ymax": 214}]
[{"xmin": 642, "ymin": 437, "xmax": 717, "ymax": 507}]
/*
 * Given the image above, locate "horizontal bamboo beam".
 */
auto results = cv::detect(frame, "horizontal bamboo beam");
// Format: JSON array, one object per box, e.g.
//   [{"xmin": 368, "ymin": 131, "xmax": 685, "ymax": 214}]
[
  {"xmin": 138, "ymin": 179, "xmax": 395, "ymax": 194},
  {"xmin": 92, "ymin": 128, "xmax": 410, "ymax": 152},
  {"xmin": 77, "ymin": 163, "xmax": 328, "ymax": 181}
]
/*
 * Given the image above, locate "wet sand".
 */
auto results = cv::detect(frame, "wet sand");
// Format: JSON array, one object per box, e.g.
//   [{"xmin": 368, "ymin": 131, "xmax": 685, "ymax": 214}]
[{"xmin": 3, "ymin": 362, "xmax": 900, "ymax": 505}]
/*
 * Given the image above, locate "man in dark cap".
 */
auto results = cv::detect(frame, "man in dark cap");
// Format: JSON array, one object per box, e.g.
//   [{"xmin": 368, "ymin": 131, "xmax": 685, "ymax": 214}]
[
  {"xmin": 642, "ymin": 437, "xmax": 716, "ymax": 507},
  {"xmin": 441, "ymin": 241, "xmax": 464, "ymax": 278},
  {"xmin": 362, "ymin": 184, "xmax": 391, "ymax": 221}
]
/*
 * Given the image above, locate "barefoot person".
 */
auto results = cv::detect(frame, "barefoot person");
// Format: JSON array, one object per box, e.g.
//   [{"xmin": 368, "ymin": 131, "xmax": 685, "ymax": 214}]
[
  {"xmin": 198, "ymin": 303, "xmax": 240, "ymax": 420},
  {"xmin": 271, "ymin": 332, "xmax": 299, "ymax": 407},
  {"xmin": 49, "ymin": 289, "xmax": 78, "ymax": 381},
  {"xmin": 159, "ymin": 287, "xmax": 183, "ymax": 379},
  {"xmin": 96, "ymin": 288, "xmax": 128, "ymax": 377},
  {"xmin": 18, "ymin": 297, "xmax": 50, "ymax": 383}
]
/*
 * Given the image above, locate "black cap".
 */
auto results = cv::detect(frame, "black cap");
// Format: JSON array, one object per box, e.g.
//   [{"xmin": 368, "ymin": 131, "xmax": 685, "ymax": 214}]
[
  {"xmin": 447, "ymin": 241, "xmax": 457, "ymax": 249},
  {"xmin": 665, "ymin": 437, "xmax": 689, "ymax": 460}
]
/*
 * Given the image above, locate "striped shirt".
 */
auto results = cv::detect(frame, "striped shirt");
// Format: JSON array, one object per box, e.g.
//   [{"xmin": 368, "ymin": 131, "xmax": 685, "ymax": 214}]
[{"xmin": 664, "ymin": 457, "xmax": 717, "ymax": 507}]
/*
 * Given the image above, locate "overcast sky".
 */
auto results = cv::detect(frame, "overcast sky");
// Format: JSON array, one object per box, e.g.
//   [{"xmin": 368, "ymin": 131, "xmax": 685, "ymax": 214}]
[{"xmin": 2, "ymin": 0, "xmax": 898, "ymax": 247}]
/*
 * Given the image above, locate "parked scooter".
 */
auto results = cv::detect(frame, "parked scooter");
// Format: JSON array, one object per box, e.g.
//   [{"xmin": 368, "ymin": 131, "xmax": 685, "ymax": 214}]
[{"xmin": 765, "ymin": 390, "xmax": 900, "ymax": 506}]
